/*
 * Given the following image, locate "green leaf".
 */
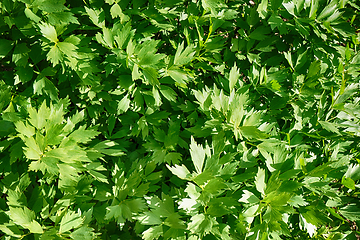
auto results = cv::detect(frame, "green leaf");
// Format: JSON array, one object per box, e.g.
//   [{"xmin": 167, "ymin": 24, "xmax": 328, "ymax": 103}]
[
  {"xmin": 309, "ymin": 0, "xmax": 319, "ymax": 19},
  {"xmin": 164, "ymin": 152, "xmax": 182, "ymax": 165},
  {"xmin": 339, "ymin": 204, "xmax": 360, "ymax": 221},
  {"xmin": 317, "ymin": 0, "xmax": 337, "ymax": 21},
  {"xmin": 46, "ymin": 145, "xmax": 89, "ymax": 163},
  {"xmin": 341, "ymin": 176, "xmax": 355, "ymax": 190},
  {"xmin": 307, "ymin": 60, "xmax": 321, "ymax": 79},
  {"xmin": 333, "ymin": 83, "xmax": 358, "ymax": 107},
  {"xmin": 102, "ymin": 27, "xmax": 113, "ymax": 48},
  {"xmin": 249, "ymin": 26, "xmax": 271, "ymax": 40},
  {"xmin": 8, "ymin": 207, "xmax": 43, "ymax": 233},
  {"xmin": 159, "ymin": 85, "xmax": 177, "ymax": 102},
  {"xmin": 289, "ymin": 195, "xmax": 309, "ymax": 208},
  {"xmin": 318, "ymin": 120, "xmax": 341, "ymax": 135},
  {"xmin": 179, "ymin": 199, "xmax": 198, "ymax": 213},
  {"xmin": 14, "ymin": 121, "xmax": 35, "ymax": 138},
  {"xmin": 152, "ymin": 87, "xmax": 162, "ymax": 107},
  {"xmin": 110, "ymin": 4, "xmax": 121, "ymax": 19},
  {"xmin": 167, "ymin": 164, "xmax": 191, "ymax": 179},
  {"xmin": 8, "ymin": 207, "xmax": 34, "ymax": 226},
  {"xmin": 143, "ymin": 67, "xmax": 160, "ymax": 86},
  {"xmin": 57, "ymin": 42, "xmax": 78, "ymax": 58},
  {"xmin": 284, "ymin": 51, "xmax": 294, "ymax": 70},
  {"xmin": 188, "ymin": 214, "xmax": 213, "ymax": 236},
  {"xmin": 23, "ymin": 137, "xmax": 42, "ymax": 160},
  {"xmin": 255, "ymin": 167, "xmax": 266, "ymax": 196},
  {"xmin": 28, "ymin": 101, "xmax": 49, "ymax": 129},
  {"xmin": 12, "ymin": 43, "xmax": 30, "ymax": 67},
  {"xmin": 299, "ymin": 214, "xmax": 317, "ymax": 237},
  {"xmin": 69, "ymin": 126, "xmax": 100, "ymax": 144},
  {"xmin": 207, "ymin": 197, "xmax": 239, "ymax": 217},
  {"xmin": 164, "ymin": 213, "xmax": 186, "ymax": 229},
  {"xmin": 344, "ymin": 164, "xmax": 360, "ymax": 181},
  {"xmin": 142, "ymin": 225, "xmax": 163, "ymax": 240},
  {"xmin": 93, "ymin": 140, "xmax": 124, "ymax": 157},
  {"xmin": 0, "ymin": 120, "xmax": 15, "ymax": 137},
  {"xmin": 240, "ymin": 126, "xmax": 269, "ymax": 140},
  {"xmin": 0, "ymin": 39, "xmax": 14, "ymax": 58},
  {"xmin": 59, "ymin": 210, "xmax": 84, "ymax": 233},
  {"xmin": 26, "ymin": 220, "xmax": 43, "ymax": 234},
  {"xmin": 239, "ymin": 190, "xmax": 260, "ymax": 204},
  {"xmin": 127, "ymin": 198, "xmax": 147, "ymax": 213},
  {"xmin": 70, "ymin": 226, "xmax": 97, "ymax": 240},
  {"xmin": 202, "ymin": 0, "xmax": 226, "ymax": 15},
  {"xmin": 46, "ymin": 45, "xmax": 62, "ymax": 66},
  {"xmin": 203, "ymin": 178, "xmax": 227, "ymax": 195},
  {"xmin": 117, "ymin": 94, "xmax": 131, "ymax": 114},
  {"xmin": 114, "ymin": 22, "xmax": 132, "ymax": 49},
  {"xmin": 48, "ymin": 12, "xmax": 79, "ymax": 25},
  {"xmin": 36, "ymin": 0, "xmax": 68, "ymax": 13},
  {"xmin": 39, "ymin": 22, "xmax": 58, "ymax": 42},
  {"xmin": 85, "ymin": 6, "xmax": 105, "ymax": 28},
  {"xmin": 0, "ymin": 223, "xmax": 22, "ymax": 238},
  {"xmin": 173, "ymin": 42, "xmax": 195, "ymax": 66},
  {"xmin": 190, "ymin": 136, "xmax": 206, "ymax": 174},
  {"xmin": 168, "ymin": 69, "xmax": 189, "ymax": 84},
  {"xmin": 257, "ymin": 0, "xmax": 268, "ymax": 19},
  {"xmin": 33, "ymin": 77, "xmax": 59, "ymax": 100},
  {"xmin": 229, "ymin": 63, "xmax": 240, "ymax": 92},
  {"xmin": 105, "ymin": 205, "xmax": 123, "ymax": 222},
  {"xmin": 24, "ymin": 8, "xmax": 41, "ymax": 23},
  {"xmin": 283, "ymin": 1, "xmax": 295, "ymax": 16},
  {"xmin": 88, "ymin": 169, "xmax": 108, "ymax": 183},
  {"xmin": 14, "ymin": 65, "xmax": 33, "ymax": 84},
  {"xmin": 138, "ymin": 41, "xmax": 165, "ymax": 67},
  {"xmin": 268, "ymin": 14, "xmax": 287, "ymax": 34}
]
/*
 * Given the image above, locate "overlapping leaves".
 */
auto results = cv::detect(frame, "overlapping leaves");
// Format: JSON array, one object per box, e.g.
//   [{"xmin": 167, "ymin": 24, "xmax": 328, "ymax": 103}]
[{"xmin": 1, "ymin": 0, "xmax": 360, "ymax": 239}]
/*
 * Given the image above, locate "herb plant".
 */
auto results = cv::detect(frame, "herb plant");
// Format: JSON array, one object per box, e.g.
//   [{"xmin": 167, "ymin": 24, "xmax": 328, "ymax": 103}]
[{"xmin": 1, "ymin": 0, "xmax": 360, "ymax": 239}]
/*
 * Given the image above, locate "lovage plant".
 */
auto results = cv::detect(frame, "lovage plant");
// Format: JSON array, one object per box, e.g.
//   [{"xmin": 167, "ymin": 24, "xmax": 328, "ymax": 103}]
[{"xmin": 1, "ymin": 0, "xmax": 360, "ymax": 239}]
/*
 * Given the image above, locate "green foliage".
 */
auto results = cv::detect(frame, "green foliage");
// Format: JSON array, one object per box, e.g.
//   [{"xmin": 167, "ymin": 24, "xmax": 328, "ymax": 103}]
[{"xmin": 1, "ymin": 0, "xmax": 360, "ymax": 239}]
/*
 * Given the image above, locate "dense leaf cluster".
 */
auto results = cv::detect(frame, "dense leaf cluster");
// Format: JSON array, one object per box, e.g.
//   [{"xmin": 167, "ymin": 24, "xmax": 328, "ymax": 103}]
[{"xmin": 1, "ymin": 0, "xmax": 360, "ymax": 239}]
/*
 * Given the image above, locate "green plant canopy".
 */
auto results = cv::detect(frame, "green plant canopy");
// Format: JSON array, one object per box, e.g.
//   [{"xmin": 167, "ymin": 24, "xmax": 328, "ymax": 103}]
[{"xmin": 1, "ymin": 0, "xmax": 360, "ymax": 239}]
